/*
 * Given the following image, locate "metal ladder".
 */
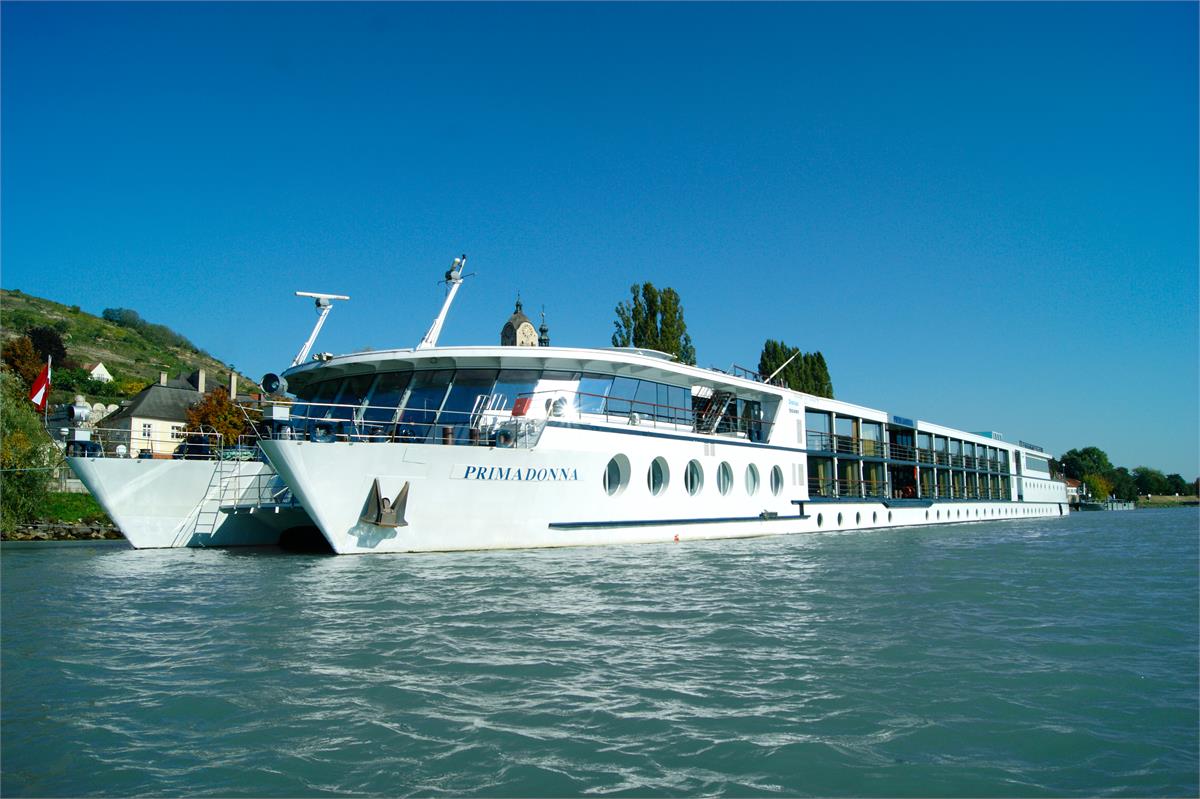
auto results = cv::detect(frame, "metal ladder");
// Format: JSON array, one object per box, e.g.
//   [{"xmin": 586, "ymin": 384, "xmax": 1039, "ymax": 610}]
[
  {"xmin": 173, "ymin": 459, "xmax": 244, "ymax": 546},
  {"xmin": 695, "ymin": 390, "xmax": 736, "ymax": 434}
]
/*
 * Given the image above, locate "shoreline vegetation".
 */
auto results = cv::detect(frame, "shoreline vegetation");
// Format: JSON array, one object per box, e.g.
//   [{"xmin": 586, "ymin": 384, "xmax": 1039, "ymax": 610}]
[{"xmin": 1, "ymin": 492, "xmax": 120, "ymax": 541}]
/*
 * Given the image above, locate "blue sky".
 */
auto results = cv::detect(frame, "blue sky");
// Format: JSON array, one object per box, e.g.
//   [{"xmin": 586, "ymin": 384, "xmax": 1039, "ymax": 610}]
[{"xmin": 3, "ymin": 2, "xmax": 1197, "ymax": 477}]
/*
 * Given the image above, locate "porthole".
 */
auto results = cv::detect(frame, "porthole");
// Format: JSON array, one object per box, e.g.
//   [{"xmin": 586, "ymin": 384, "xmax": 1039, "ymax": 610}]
[
  {"xmin": 771, "ymin": 465, "xmax": 784, "ymax": 496},
  {"xmin": 685, "ymin": 460, "xmax": 704, "ymax": 496},
  {"xmin": 837, "ymin": 512, "xmax": 844, "ymax": 527},
  {"xmin": 925, "ymin": 510, "xmax": 930, "ymax": 521},
  {"xmin": 717, "ymin": 462, "xmax": 733, "ymax": 496},
  {"xmin": 603, "ymin": 455, "xmax": 630, "ymax": 496},
  {"xmin": 817, "ymin": 513, "xmax": 824, "ymax": 528},
  {"xmin": 936, "ymin": 510, "xmax": 941, "ymax": 520},
  {"xmin": 647, "ymin": 457, "xmax": 669, "ymax": 496},
  {"xmin": 856, "ymin": 512, "xmax": 862, "ymax": 525},
  {"xmin": 888, "ymin": 511, "xmax": 893, "ymax": 523},
  {"xmin": 872, "ymin": 512, "xmax": 877, "ymax": 524},
  {"xmin": 746, "ymin": 464, "xmax": 760, "ymax": 495}
]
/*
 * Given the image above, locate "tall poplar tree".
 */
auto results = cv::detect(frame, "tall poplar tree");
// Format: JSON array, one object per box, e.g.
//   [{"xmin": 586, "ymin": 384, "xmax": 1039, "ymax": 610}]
[
  {"xmin": 757, "ymin": 339, "xmax": 834, "ymax": 398},
  {"xmin": 612, "ymin": 283, "xmax": 696, "ymax": 365}
]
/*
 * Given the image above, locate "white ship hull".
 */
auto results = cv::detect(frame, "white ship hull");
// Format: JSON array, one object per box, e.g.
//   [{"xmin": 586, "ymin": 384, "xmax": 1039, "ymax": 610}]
[
  {"xmin": 261, "ymin": 421, "xmax": 1067, "ymax": 555},
  {"xmin": 67, "ymin": 456, "xmax": 310, "ymax": 549}
]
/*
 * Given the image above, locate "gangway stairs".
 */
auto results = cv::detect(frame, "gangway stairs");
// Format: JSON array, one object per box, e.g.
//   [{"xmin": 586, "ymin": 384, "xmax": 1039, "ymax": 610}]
[
  {"xmin": 694, "ymin": 390, "xmax": 736, "ymax": 434},
  {"xmin": 172, "ymin": 459, "xmax": 296, "ymax": 547}
]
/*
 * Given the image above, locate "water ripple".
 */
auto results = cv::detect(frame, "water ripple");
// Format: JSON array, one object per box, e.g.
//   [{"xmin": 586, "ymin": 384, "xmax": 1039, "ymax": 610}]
[{"xmin": 3, "ymin": 510, "xmax": 1197, "ymax": 796}]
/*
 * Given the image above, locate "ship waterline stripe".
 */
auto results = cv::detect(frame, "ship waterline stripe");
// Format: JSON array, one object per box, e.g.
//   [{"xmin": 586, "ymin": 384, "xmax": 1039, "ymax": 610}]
[{"xmin": 548, "ymin": 515, "xmax": 803, "ymax": 530}]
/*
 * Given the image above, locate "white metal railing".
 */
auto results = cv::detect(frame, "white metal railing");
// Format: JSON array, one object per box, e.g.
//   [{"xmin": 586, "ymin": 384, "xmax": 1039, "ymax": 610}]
[
  {"xmin": 68, "ymin": 427, "xmax": 228, "ymax": 460},
  {"xmin": 253, "ymin": 388, "xmax": 773, "ymax": 448},
  {"xmin": 254, "ymin": 399, "xmax": 547, "ymax": 449}
]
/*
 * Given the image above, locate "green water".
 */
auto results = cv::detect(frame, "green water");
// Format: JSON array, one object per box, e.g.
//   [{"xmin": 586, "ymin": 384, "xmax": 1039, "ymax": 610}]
[{"xmin": 2, "ymin": 509, "xmax": 1197, "ymax": 796}]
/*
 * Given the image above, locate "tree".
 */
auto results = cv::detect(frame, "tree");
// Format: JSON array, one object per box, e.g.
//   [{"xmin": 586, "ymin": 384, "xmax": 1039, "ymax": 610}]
[
  {"xmin": 1082, "ymin": 473, "xmax": 1112, "ymax": 501},
  {"xmin": 612, "ymin": 283, "xmax": 696, "ymax": 365},
  {"xmin": 1107, "ymin": 467, "xmax": 1138, "ymax": 502},
  {"xmin": 1059, "ymin": 447, "xmax": 1114, "ymax": 481},
  {"xmin": 0, "ymin": 369, "xmax": 56, "ymax": 532},
  {"xmin": 1132, "ymin": 466, "xmax": 1170, "ymax": 497},
  {"xmin": 757, "ymin": 340, "xmax": 835, "ymax": 398},
  {"xmin": 1, "ymin": 336, "xmax": 43, "ymax": 385},
  {"xmin": 26, "ymin": 326, "xmax": 69, "ymax": 367},
  {"xmin": 1165, "ymin": 473, "xmax": 1189, "ymax": 496},
  {"xmin": 102, "ymin": 307, "xmax": 144, "ymax": 328},
  {"xmin": 185, "ymin": 387, "xmax": 252, "ymax": 448}
]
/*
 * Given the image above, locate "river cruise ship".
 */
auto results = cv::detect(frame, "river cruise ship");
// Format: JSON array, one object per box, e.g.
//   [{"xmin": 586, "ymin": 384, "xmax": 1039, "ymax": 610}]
[
  {"xmin": 67, "ymin": 256, "xmax": 1067, "ymax": 552},
  {"xmin": 253, "ymin": 258, "xmax": 1068, "ymax": 555}
]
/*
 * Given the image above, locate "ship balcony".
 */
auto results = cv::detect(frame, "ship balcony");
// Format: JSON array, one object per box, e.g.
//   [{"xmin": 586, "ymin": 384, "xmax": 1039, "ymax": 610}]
[{"xmin": 807, "ymin": 478, "xmax": 891, "ymax": 500}]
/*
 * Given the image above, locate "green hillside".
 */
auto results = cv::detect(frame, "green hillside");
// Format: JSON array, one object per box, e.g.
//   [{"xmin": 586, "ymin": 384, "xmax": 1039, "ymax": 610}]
[{"xmin": 0, "ymin": 288, "xmax": 252, "ymax": 402}]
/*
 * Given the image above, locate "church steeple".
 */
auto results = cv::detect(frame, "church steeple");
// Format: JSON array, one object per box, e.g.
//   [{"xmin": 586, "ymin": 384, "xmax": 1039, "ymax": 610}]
[
  {"xmin": 538, "ymin": 308, "xmax": 550, "ymax": 347},
  {"xmin": 501, "ymin": 296, "xmax": 538, "ymax": 346}
]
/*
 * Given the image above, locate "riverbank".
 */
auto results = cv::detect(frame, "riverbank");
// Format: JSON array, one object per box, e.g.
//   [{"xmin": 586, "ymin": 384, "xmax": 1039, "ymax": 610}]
[
  {"xmin": 1137, "ymin": 495, "xmax": 1199, "ymax": 508},
  {"xmin": 0, "ymin": 492, "xmax": 121, "ymax": 541},
  {"xmin": 3, "ymin": 522, "xmax": 122, "ymax": 542}
]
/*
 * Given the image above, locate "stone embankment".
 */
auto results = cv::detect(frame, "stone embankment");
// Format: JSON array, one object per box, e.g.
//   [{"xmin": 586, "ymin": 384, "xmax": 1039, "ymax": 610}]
[{"xmin": 3, "ymin": 523, "xmax": 123, "ymax": 541}]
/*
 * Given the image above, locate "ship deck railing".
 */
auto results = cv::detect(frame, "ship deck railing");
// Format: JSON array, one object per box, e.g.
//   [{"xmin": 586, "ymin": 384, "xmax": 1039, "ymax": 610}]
[
  {"xmin": 254, "ymin": 400, "xmax": 549, "ymax": 449},
  {"xmin": 804, "ymin": 435, "xmax": 1006, "ymax": 471},
  {"xmin": 67, "ymin": 427, "xmax": 237, "ymax": 461},
  {"xmin": 809, "ymin": 476, "xmax": 1015, "ymax": 502},
  {"xmin": 252, "ymin": 389, "xmax": 774, "ymax": 448}
]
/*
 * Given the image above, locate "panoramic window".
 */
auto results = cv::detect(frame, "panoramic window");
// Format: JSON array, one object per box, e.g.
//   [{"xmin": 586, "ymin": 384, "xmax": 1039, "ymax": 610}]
[
  {"xmin": 362, "ymin": 371, "xmax": 413, "ymax": 423},
  {"xmin": 396, "ymin": 370, "xmax": 453, "ymax": 440},
  {"xmin": 577, "ymin": 374, "xmax": 613, "ymax": 414},
  {"xmin": 492, "ymin": 369, "xmax": 542, "ymax": 411}
]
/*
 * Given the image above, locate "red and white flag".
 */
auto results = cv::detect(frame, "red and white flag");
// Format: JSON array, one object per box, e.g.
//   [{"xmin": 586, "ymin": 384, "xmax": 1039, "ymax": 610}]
[{"xmin": 29, "ymin": 361, "xmax": 51, "ymax": 411}]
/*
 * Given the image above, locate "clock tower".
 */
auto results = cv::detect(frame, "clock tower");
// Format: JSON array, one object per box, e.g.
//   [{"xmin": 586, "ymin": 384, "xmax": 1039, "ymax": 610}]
[{"xmin": 500, "ymin": 299, "xmax": 539, "ymax": 347}]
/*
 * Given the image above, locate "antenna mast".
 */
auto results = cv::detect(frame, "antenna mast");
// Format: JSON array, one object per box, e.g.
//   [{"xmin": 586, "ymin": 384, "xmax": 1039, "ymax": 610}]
[
  {"xmin": 417, "ymin": 254, "xmax": 468, "ymax": 350},
  {"xmin": 292, "ymin": 291, "xmax": 350, "ymax": 366}
]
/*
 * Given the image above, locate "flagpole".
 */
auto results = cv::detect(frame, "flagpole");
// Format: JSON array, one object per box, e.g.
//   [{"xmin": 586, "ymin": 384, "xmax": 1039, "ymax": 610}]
[{"xmin": 44, "ymin": 355, "xmax": 51, "ymax": 428}]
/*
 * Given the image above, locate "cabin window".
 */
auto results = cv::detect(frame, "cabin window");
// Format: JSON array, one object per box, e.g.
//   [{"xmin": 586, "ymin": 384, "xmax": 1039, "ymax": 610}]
[
  {"xmin": 648, "ymin": 457, "xmax": 669, "ymax": 495},
  {"xmin": 603, "ymin": 455, "xmax": 630, "ymax": 496},
  {"xmin": 717, "ymin": 462, "xmax": 733, "ymax": 495},
  {"xmin": 1025, "ymin": 455, "xmax": 1051, "ymax": 476},
  {"xmin": 861, "ymin": 422, "xmax": 882, "ymax": 456},
  {"xmin": 746, "ymin": 464, "xmax": 760, "ymax": 495},
  {"xmin": 808, "ymin": 457, "xmax": 833, "ymax": 496},
  {"xmin": 771, "ymin": 465, "xmax": 784, "ymax": 496},
  {"xmin": 685, "ymin": 460, "xmax": 704, "ymax": 495}
]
